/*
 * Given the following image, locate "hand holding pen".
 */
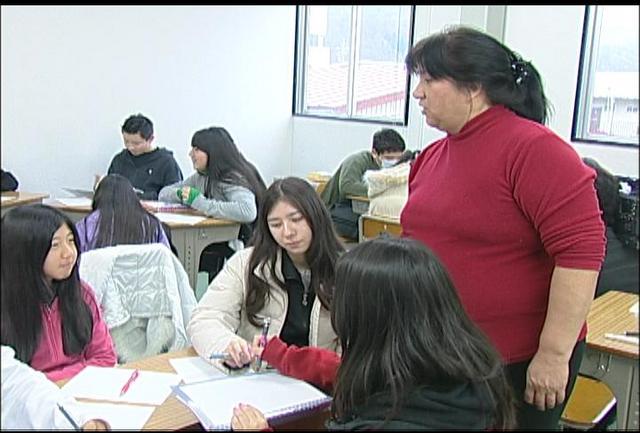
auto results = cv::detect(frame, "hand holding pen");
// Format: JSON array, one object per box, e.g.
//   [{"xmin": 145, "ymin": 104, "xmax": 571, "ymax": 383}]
[{"xmin": 218, "ymin": 340, "xmax": 254, "ymax": 368}]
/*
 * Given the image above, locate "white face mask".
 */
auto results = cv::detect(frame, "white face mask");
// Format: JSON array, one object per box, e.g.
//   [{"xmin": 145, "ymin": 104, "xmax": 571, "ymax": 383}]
[{"xmin": 380, "ymin": 158, "xmax": 399, "ymax": 169}]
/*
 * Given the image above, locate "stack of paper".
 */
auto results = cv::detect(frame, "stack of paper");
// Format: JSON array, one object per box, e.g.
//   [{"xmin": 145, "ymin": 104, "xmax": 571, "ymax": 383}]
[{"xmin": 173, "ymin": 371, "xmax": 331, "ymax": 430}]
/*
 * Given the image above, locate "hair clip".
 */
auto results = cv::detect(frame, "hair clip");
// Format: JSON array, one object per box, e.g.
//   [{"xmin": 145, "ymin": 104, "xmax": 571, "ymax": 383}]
[{"xmin": 510, "ymin": 58, "xmax": 529, "ymax": 85}]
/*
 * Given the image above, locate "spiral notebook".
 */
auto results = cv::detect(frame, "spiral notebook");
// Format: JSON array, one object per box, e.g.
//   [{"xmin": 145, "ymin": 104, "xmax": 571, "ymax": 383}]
[{"xmin": 173, "ymin": 371, "xmax": 331, "ymax": 430}]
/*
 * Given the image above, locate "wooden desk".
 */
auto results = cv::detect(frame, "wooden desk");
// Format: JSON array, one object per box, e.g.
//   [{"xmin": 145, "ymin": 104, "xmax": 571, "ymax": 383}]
[
  {"xmin": 358, "ymin": 214, "xmax": 402, "ymax": 242},
  {"xmin": 579, "ymin": 291, "xmax": 639, "ymax": 429},
  {"xmin": 1, "ymin": 191, "xmax": 49, "ymax": 216},
  {"xmin": 47, "ymin": 201, "xmax": 240, "ymax": 290},
  {"xmin": 59, "ymin": 347, "xmax": 329, "ymax": 430}
]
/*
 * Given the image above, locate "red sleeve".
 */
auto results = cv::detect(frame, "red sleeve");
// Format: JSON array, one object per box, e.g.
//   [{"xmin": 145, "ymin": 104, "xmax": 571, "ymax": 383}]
[
  {"xmin": 261, "ymin": 337, "xmax": 340, "ymax": 393},
  {"xmin": 508, "ymin": 131, "xmax": 605, "ymax": 270},
  {"xmin": 81, "ymin": 281, "xmax": 117, "ymax": 367}
]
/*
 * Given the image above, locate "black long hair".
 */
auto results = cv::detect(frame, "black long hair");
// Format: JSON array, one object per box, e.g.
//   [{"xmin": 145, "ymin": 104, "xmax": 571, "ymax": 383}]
[
  {"xmin": 1, "ymin": 204, "xmax": 93, "ymax": 363},
  {"xmin": 245, "ymin": 177, "xmax": 345, "ymax": 326},
  {"xmin": 405, "ymin": 25, "xmax": 551, "ymax": 125},
  {"xmin": 90, "ymin": 174, "xmax": 165, "ymax": 249},
  {"xmin": 191, "ymin": 127, "xmax": 266, "ymax": 209},
  {"xmin": 330, "ymin": 237, "xmax": 516, "ymax": 429}
]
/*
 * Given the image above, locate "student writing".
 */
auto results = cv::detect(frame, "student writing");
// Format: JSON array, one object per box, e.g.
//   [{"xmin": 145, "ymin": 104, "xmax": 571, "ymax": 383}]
[{"xmin": 232, "ymin": 237, "xmax": 516, "ymax": 430}]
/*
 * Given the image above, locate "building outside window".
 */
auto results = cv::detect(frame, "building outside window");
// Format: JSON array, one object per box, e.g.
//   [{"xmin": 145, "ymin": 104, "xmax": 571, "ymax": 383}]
[
  {"xmin": 573, "ymin": 5, "xmax": 639, "ymax": 147},
  {"xmin": 293, "ymin": 6, "xmax": 414, "ymax": 125}
]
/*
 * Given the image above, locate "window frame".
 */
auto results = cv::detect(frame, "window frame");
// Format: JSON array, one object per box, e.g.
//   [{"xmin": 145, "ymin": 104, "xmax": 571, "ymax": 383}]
[
  {"xmin": 571, "ymin": 5, "xmax": 639, "ymax": 148},
  {"xmin": 292, "ymin": 5, "xmax": 416, "ymax": 126}
]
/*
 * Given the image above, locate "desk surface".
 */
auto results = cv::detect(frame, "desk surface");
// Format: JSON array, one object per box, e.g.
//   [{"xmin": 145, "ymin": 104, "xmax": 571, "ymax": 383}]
[
  {"xmin": 47, "ymin": 200, "xmax": 237, "ymax": 229},
  {"xmin": 586, "ymin": 291, "xmax": 639, "ymax": 359},
  {"xmin": 346, "ymin": 194, "xmax": 369, "ymax": 202},
  {"xmin": 59, "ymin": 347, "xmax": 329, "ymax": 430},
  {"xmin": 1, "ymin": 191, "xmax": 49, "ymax": 208}
]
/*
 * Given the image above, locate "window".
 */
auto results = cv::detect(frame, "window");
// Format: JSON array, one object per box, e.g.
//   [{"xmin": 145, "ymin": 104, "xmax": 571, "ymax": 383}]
[
  {"xmin": 293, "ymin": 6, "xmax": 415, "ymax": 125},
  {"xmin": 572, "ymin": 5, "xmax": 639, "ymax": 147}
]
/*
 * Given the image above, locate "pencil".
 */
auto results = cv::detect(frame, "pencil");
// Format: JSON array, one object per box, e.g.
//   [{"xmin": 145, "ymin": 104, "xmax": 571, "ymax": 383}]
[{"xmin": 57, "ymin": 403, "xmax": 81, "ymax": 431}]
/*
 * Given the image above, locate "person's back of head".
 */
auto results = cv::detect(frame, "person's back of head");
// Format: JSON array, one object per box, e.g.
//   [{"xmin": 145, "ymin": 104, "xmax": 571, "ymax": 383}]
[
  {"xmin": 372, "ymin": 128, "xmax": 406, "ymax": 154},
  {"xmin": 330, "ymin": 236, "xmax": 515, "ymax": 428},
  {"xmin": 1, "ymin": 204, "xmax": 92, "ymax": 363},
  {"xmin": 121, "ymin": 114, "xmax": 154, "ymax": 140},
  {"xmin": 405, "ymin": 25, "xmax": 551, "ymax": 125},
  {"xmin": 91, "ymin": 174, "xmax": 161, "ymax": 248},
  {"xmin": 582, "ymin": 157, "xmax": 620, "ymax": 228},
  {"xmin": 246, "ymin": 176, "xmax": 344, "ymax": 326}
]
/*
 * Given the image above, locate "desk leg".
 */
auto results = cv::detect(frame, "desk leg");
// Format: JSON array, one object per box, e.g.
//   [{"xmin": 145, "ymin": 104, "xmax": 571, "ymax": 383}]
[
  {"xmin": 579, "ymin": 348, "xmax": 639, "ymax": 429},
  {"xmin": 167, "ymin": 228, "xmax": 195, "ymax": 290}
]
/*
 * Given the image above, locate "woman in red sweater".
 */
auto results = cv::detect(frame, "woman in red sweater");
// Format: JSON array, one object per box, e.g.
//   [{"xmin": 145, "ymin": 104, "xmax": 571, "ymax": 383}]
[
  {"xmin": 231, "ymin": 237, "xmax": 516, "ymax": 430},
  {"xmin": 1, "ymin": 204, "xmax": 116, "ymax": 381},
  {"xmin": 401, "ymin": 26, "xmax": 605, "ymax": 429}
]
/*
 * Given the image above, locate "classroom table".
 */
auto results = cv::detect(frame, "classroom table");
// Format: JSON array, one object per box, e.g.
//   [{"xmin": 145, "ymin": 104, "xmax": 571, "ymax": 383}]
[
  {"xmin": 57, "ymin": 347, "xmax": 330, "ymax": 430},
  {"xmin": 358, "ymin": 213, "xmax": 402, "ymax": 242},
  {"xmin": 47, "ymin": 200, "xmax": 240, "ymax": 290},
  {"xmin": 579, "ymin": 291, "xmax": 639, "ymax": 430},
  {"xmin": 0, "ymin": 191, "xmax": 49, "ymax": 216}
]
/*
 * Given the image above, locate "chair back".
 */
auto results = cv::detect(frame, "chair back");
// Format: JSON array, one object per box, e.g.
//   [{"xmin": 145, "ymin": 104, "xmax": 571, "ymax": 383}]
[{"xmin": 79, "ymin": 243, "xmax": 197, "ymax": 362}]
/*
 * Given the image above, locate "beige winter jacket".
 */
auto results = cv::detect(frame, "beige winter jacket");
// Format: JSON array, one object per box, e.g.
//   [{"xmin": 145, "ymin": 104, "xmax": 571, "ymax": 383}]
[{"xmin": 187, "ymin": 247, "xmax": 339, "ymax": 372}]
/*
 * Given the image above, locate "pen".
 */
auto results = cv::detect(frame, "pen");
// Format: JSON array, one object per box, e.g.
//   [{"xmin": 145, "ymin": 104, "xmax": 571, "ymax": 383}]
[
  {"xmin": 119, "ymin": 369, "xmax": 140, "ymax": 397},
  {"xmin": 624, "ymin": 331, "xmax": 639, "ymax": 337},
  {"xmin": 604, "ymin": 333, "xmax": 639, "ymax": 345},
  {"xmin": 57, "ymin": 403, "xmax": 81, "ymax": 431},
  {"xmin": 255, "ymin": 317, "xmax": 271, "ymax": 372},
  {"xmin": 209, "ymin": 352, "xmax": 232, "ymax": 360}
]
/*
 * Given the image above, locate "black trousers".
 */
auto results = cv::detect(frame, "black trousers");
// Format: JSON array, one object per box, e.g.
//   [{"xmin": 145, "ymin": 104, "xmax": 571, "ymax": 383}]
[
  {"xmin": 505, "ymin": 339, "xmax": 586, "ymax": 430},
  {"xmin": 199, "ymin": 242, "xmax": 235, "ymax": 283},
  {"xmin": 329, "ymin": 201, "xmax": 359, "ymax": 240}
]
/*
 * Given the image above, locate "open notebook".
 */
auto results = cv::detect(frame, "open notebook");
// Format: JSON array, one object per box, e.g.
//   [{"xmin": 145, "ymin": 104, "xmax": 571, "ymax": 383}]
[{"xmin": 173, "ymin": 371, "xmax": 331, "ymax": 430}]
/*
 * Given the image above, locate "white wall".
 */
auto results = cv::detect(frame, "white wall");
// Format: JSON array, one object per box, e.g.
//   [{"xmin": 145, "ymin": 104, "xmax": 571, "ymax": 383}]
[
  {"xmin": 1, "ymin": 5, "xmax": 637, "ymax": 198},
  {"xmin": 291, "ymin": 5, "xmax": 639, "ymax": 178},
  {"xmin": 1, "ymin": 5, "xmax": 296, "ymax": 197}
]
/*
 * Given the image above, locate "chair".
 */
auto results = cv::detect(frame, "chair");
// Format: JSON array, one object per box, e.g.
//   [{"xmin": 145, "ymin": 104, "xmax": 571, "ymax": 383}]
[
  {"xmin": 560, "ymin": 374, "xmax": 617, "ymax": 430},
  {"xmin": 79, "ymin": 243, "xmax": 198, "ymax": 363}
]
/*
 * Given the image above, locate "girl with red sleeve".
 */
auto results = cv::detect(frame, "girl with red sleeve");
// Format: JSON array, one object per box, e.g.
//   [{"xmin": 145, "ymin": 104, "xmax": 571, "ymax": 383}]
[
  {"xmin": 1, "ymin": 204, "xmax": 116, "ymax": 382},
  {"xmin": 231, "ymin": 237, "xmax": 516, "ymax": 430}
]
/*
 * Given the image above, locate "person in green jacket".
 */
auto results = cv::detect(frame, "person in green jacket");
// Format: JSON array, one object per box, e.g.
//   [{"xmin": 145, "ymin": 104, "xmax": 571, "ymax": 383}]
[{"xmin": 320, "ymin": 128, "xmax": 406, "ymax": 240}]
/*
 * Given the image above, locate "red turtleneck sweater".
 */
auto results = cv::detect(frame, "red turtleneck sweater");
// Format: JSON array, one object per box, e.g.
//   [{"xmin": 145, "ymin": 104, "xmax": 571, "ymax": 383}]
[{"xmin": 401, "ymin": 105, "xmax": 605, "ymax": 363}]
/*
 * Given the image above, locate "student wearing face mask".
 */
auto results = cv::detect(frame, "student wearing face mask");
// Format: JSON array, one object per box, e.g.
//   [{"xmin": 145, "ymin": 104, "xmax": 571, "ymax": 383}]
[{"xmin": 321, "ymin": 128, "xmax": 406, "ymax": 240}]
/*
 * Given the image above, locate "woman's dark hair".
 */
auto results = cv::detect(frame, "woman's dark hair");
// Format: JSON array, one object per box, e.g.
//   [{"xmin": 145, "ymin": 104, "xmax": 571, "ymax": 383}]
[
  {"xmin": 405, "ymin": 25, "xmax": 551, "ymax": 125},
  {"xmin": 90, "ymin": 174, "xmax": 165, "ymax": 249},
  {"xmin": 330, "ymin": 237, "xmax": 516, "ymax": 429},
  {"xmin": 191, "ymin": 127, "xmax": 267, "ymax": 211},
  {"xmin": 582, "ymin": 157, "xmax": 620, "ymax": 228},
  {"xmin": 1, "ymin": 204, "xmax": 93, "ymax": 363},
  {"xmin": 245, "ymin": 177, "xmax": 345, "ymax": 326}
]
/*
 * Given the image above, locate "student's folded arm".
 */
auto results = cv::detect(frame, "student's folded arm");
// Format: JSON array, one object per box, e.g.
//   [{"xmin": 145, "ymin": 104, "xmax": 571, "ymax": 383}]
[
  {"xmin": 190, "ymin": 185, "xmax": 257, "ymax": 223},
  {"xmin": 158, "ymin": 173, "xmax": 200, "ymax": 203},
  {"xmin": 187, "ymin": 252, "xmax": 248, "ymax": 366},
  {"xmin": 262, "ymin": 337, "xmax": 340, "ymax": 393},
  {"xmin": 338, "ymin": 159, "xmax": 369, "ymax": 198}
]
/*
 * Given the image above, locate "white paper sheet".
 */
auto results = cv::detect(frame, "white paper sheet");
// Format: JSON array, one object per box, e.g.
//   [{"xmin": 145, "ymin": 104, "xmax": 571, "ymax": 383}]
[
  {"xmin": 169, "ymin": 356, "xmax": 228, "ymax": 384},
  {"xmin": 54, "ymin": 197, "xmax": 93, "ymax": 207},
  {"xmin": 72, "ymin": 401, "xmax": 155, "ymax": 430},
  {"xmin": 61, "ymin": 366, "xmax": 181, "ymax": 405},
  {"xmin": 155, "ymin": 212, "xmax": 207, "ymax": 225},
  {"xmin": 1, "ymin": 195, "xmax": 17, "ymax": 202}
]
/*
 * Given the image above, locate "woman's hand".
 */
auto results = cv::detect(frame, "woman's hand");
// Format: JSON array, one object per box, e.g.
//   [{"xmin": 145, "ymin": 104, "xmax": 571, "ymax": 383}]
[
  {"xmin": 82, "ymin": 419, "xmax": 111, "ymax": 430},
  {"xmin": 231, "ymin": 403, "xmax": 269, "ymax": 430},
  {"xmin": 223, "ymin": 339, "xmax": 254, "ymax": 368},
  {"xmin": 524, "ymin": 350, "xmax": 569, "ymax": 411}
]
